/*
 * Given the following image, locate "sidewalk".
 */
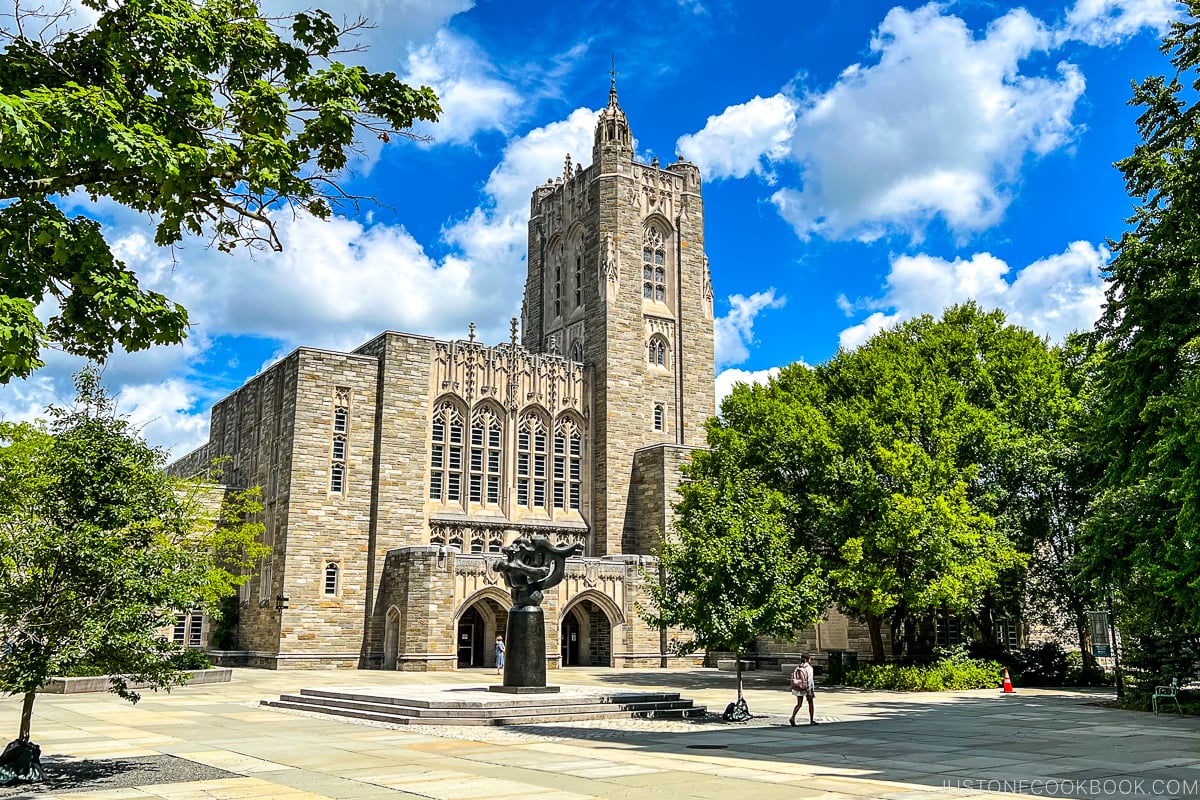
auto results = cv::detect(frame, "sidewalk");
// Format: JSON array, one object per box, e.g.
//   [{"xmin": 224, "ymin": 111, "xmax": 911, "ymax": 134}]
[{"xmin": 2, "ymin": 666, "xmax": 1198, "ymax": 800}]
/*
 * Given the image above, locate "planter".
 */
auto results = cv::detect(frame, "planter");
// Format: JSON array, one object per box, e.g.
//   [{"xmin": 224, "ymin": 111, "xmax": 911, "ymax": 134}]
[{"xmin": 42, "ymin": 667, "xmax": 233, "ymax": 694}]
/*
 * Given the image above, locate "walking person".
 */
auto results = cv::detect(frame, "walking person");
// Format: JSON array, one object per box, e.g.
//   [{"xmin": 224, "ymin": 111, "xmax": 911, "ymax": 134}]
[
  {"xmin": 495, "ymin": 634, "xmax": 505, "ymax": 675},
  {"xmin": 789, "ymin": 654, "xmax": 817, "ymax": 726}
]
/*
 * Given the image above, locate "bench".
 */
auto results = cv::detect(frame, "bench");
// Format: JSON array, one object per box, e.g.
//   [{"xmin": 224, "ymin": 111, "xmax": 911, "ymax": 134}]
[
  {"xmin": 716, "ymin": 659, "xmax": 755, "ymax": 672},
  {"xmin": 1153, "ymin": 678, "xmax": 1182, "ymax": 717}
]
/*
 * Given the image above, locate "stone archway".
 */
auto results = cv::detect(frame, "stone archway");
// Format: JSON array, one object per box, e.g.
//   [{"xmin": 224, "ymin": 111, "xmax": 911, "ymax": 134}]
[
  {"xmin": 455, "ymin": 591, "xmax": 509, "ymax": 670},
  {"xmin": 560, "ymin": 594, "xmax": 620, "ymax": 667}
]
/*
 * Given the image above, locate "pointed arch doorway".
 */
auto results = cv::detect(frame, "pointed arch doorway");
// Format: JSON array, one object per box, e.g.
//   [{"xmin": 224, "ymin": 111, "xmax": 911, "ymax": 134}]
[
  {"xmin": 560, "ymin": 596, "xmax": 617, "ymax": 667},
  {"xmin": 455, "ymin": 591, "xmax": 509, "ymax": 669}
]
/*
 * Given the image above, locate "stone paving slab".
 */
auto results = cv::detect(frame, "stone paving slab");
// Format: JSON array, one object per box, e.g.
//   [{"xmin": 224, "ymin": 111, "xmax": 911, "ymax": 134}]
[{"xmin": 3, "ymin": 667, "xmax": 1200, "ymax": 800}]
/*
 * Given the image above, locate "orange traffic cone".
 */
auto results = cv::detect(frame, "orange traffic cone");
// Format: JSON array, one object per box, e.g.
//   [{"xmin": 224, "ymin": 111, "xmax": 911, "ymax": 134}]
[{"xmin": 1001, "ymin": 668, "xmax": 1015, "ymax": 694}]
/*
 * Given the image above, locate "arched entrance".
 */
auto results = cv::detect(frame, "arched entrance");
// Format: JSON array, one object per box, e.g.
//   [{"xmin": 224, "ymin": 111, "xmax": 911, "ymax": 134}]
[
  {"xmin": 455, "ymin": 592, "xmax": 509, "ymax": 670},
  {"xmin": 560, "ymin": 597, "xmax": 613, "ymax": 667}
]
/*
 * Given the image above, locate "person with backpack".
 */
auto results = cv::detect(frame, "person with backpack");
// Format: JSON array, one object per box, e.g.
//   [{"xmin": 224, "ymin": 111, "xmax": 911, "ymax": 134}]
[{"xmin": 789, "ymin": 654, "xmax": 817, "ymax": 726}]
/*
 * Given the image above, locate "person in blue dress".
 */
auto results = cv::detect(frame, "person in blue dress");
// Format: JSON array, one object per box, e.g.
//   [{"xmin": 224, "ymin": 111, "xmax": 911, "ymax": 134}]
[{"xmin": 495, "ymin": 634, "xmax": 505, "ymax": 674}]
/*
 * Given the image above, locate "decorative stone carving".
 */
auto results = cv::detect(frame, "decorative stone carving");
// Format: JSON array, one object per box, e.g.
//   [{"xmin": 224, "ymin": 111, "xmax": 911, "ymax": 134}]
[
  {"xmin": 702, "ymin": 255, "xmax": 714, "ymax": 319},
  {"xmin": 600, "ymin": 232, "xmax": 618, "ymax": 301}
]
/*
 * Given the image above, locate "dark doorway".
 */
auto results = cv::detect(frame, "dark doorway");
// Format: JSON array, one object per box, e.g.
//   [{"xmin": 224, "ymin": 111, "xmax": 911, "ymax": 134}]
[
  {"xmin": 458, "ymin": 606, "xmax": 482, "ymax": 667},
  {"xmin": 561, "ymin": 609, "xmax": 581, "ymax": 666}
]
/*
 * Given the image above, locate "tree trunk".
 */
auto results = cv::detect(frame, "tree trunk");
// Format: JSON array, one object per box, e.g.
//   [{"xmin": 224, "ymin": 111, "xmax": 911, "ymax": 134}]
[
  {"xmin": 735, "ymin": 651, "xmax": 744, "ymax": 702},
  {"xmin": 976, "ymin": 596, "xmax": 996, "ymax": 647},
  {"xmin": 1075, "ymin": 610, "xmax": 1097, "ymax": 672},
  {"xmin": 867, "ymin": 613, "xmax": 886, "ymax": 664},
  {"xmin": 18, "ymin": 691, "xmax": 35, "ymax": 742}
]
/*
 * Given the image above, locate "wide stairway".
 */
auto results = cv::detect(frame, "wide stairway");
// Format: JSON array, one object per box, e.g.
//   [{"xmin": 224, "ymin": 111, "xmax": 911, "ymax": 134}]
[{"xmin": 262, "ymin": 685, "xmax": 707, "ymax": 726}]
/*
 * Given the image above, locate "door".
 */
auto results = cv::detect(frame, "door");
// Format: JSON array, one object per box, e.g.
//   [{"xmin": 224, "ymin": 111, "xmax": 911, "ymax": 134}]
[
  {"xmin": 561, "ymin": 610, "xmax": 580, "ymax": 666},
  {"xmin": 457, "ymin": 607, "xmax": 479, "ymax": 667}
]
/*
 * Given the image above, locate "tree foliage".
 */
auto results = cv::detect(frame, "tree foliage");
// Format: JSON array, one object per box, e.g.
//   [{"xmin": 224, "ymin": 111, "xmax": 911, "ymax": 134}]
[
  {"xmin": 0, "ymin": 0, "xmax": 440, "ymax": 381},
  {"xmin": 709, "ymin": 304, "xmax": 1064, "ymax": 663},
  {"xmin": 644, "ymin": 447, "xmax": 825, "ymax": 702},
  {"xmin": 1077, "ymin": 2, "xmax": 1200, "ymax": 658},
  {"xmin": 0, "ymin": 370, "xmax": 267, "ymax": 743}
]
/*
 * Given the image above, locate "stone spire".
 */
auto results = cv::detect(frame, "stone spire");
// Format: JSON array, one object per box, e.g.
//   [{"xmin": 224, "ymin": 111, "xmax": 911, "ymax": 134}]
[{"xmin": 593, "ymin": 56, "xmax": 632, "ymax": 162}]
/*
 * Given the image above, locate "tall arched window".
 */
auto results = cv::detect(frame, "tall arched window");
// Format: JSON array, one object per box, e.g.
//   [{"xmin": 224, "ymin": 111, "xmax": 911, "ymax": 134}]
[
  {"xmin": 469, "ymin": 406, "xmax": 503, "ymax": 507},
  {"xmin": 570, "ymin": 341, "xmax": 583, "ymax": 362},
  {"xmin": 323, "ymin": 562, "xmax": 340, "ymax": 596},
  {"xmin": 554, "ymin": 418, "xmax": 583, "ymax": 511},
  {"xmin": 429, "ymin": 401, "xmax": 465, "ymax": 503},
  {"xmin": 653, "ymin": 403, "xmax": 665, "ymax": 432},
  {"xmin": 550, "ymin": 242, "xmax": 563, "ymax": 318},
  {"xmin": 574, "ymin": 241, "xmax": 584, "ymax": 308},
  {"xmin": 516, "ymin": 413, "xmax": 548, "ymax": 509},
  {"xmin": 648, "ymin": 335, "xmax": 669, "ymax": 367},
  {"xmin": 643, "ymin": 227, "xmax": 666, "ymax": 301}
]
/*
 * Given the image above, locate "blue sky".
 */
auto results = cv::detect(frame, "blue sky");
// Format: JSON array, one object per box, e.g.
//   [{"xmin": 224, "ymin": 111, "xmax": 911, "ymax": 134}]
[{"xmin": 0, "ymin": 0, "xmax": 1184, "ymax": 456}]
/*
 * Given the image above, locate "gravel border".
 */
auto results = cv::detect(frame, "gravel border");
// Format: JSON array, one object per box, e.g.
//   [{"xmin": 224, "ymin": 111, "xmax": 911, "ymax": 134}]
[{"xmin": 0, "ymin": 754, "xmax": 236, "ymax": 796}]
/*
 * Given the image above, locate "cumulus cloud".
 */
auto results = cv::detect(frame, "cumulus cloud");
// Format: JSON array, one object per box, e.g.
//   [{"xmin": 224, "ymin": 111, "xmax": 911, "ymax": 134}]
[
  {"xmin": 838, "ymin": 241, "xmax": 1109, "ymax": 350},
  {"xmin": 715, "ymin": 366, "xmax": 782, "ymax": 412},
  {"xmin": 772, "ymin": 4, "xmax": 1083, "ymax": 241},
  {"xmin": 676, "ymin": 94, "xmax": 797, "ymax": 182},
  {"xmin": 1060, "ymin": 0, "xmax": 1182, "ymax": 46},
  {"xmin": 714, "ymin": 289, "xmax": 787, "ymax": 367},
  {"xmin": 401, "ymin": 29, "xmax": 526, "ymax": 144}
]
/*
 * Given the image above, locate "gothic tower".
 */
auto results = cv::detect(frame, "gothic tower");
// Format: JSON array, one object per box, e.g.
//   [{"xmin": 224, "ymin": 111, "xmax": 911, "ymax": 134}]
[{"xmin": 522, "ymin": 82, "xmax": 716, "ymax": 556}]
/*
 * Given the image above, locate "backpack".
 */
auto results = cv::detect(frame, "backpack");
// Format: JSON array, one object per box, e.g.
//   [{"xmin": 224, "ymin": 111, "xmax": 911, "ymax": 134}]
[
  {"xmin": 791, "ymin": 665, "xmax": 810, "ymax": 692},
  {"xmin": 722, "ymin": 698, "xmax": 751, "ymax": 722}
]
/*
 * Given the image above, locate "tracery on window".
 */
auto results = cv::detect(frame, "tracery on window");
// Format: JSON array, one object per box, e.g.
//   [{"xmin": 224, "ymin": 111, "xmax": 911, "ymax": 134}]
[
  {"xmin": 516, "ymin": 412, "xmax": 549, "ymax": 509},
  {"xmin": 469, "ymin": 406, "xmax": 503, "ymax": 507},
  {"xmin": 648, "ymin": 335, "xmax": 669, "ymax": 367},
  {"xmin": 429, "ymin": 401, "xmax": 465, "ymax": 503},
  {"xmin": 642, "ymin": 226, "xmax": 666, "ymax": 302},
  {"xmin": 553, "ymin": 417, "xmax": 584, "ymax": 511}
]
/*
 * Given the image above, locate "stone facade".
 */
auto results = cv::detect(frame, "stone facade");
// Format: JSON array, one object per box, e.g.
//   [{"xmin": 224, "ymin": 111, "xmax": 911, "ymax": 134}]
[{"xmin": 169, "ymin": 86, "xmax": 878, "ymax": 671}]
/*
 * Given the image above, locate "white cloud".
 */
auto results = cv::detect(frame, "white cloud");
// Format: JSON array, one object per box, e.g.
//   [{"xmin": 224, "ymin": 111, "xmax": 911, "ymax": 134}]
[
  {"xmin": 714, "ymin": 289, "xmax": 786, "ymax": 367},
  {"xmin": 838, "ymin": 241, "xmax": 1109, "ymax": 350},
  {"xmin": 715, "ymin": 366, "xmax": 781, "ymax": 412},
  {"xmin": 1060, "ymin": 0, "xmax": 1182, "ymax": 46},
  {"xmin": 769, "ymin": 4, "xmax": 1083, "ymax": 241},
  {"xmin": 402, "ymin": 29, "xmax": 526, "ymax": 144},
  {"xmin": 676, "ymin": 94, "xmax": 798, "ymax": 182}
]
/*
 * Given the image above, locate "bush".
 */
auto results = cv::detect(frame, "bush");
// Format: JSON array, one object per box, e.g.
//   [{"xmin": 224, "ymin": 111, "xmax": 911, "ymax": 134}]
[
  {"xmin": 844, "ymin": 655, "xmax": 1003, "ymax": 691},
  {"xmin": 170, "ymin": 649, "xmax": 213, "ymax": 670},
  {"xmin": 1008, "ymin": 643, "xmax": 1070, "ymax": 686},
  {"xmin": 1065, "ymin": 651, "xmax": 1109, "ymax": 686}
]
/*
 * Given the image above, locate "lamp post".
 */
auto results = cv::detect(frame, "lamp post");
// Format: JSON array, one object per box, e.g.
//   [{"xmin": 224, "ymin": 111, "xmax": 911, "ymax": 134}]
[{"xmin": 1107, "ymin": 593, "xmax": 1124, "ymax": 700}]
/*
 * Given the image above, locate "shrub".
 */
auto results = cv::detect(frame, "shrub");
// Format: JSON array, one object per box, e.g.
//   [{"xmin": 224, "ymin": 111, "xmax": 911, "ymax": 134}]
[
  {"xmin": 170, "ymin": 649, "xmax": 213, "ymax": 670},
  {"xmin": 1008, "ymin": 643, "xmax": 1070, "ymax": 686},
  {"xmin": 844, "ymin": 656, "xmax": 1003, "ymax": 691}
]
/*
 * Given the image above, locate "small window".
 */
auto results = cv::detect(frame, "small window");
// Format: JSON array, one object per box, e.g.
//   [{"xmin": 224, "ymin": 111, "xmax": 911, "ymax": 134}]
[
  {"xmin": 330, "ymin": 463, "xmax": 345, "ymax": 493},
  {"xmin": 332, "ymin": 436, "xmax": 346, "ymax": 461},
  {"xmin": 324, "ymin": 562, "xmax": 339, "ymax": 596},
  {"xmin": 653, "ymin": 404, "xmax": 665, "ymax": 432},
  {"xmin": 333, "ymin": 407, "xmax": 348, "ymax": 433}
]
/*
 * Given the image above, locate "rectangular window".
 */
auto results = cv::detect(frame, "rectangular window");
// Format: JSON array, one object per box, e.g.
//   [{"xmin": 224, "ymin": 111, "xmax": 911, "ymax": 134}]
[
  {"xmin": 333, "ymin": 407, "xmax": 348, "ymax": 433},
  {"xmin": 487, "ymin": 450, "xmax": 500, "ymax": 473},
  {"xmin": 554, "ymin": 456, "xmax": 565, "ymax": 480},
  {"xmin": 430, "ymin": 443, "xmax": 444, "ymax": 468},
  {"xmin": 432, "ymin": 420, "xmax": 444, "ymax": 441},
  {"xmin": 517, "ymin": 480, "xmax": 529, "ymax": 507},
  {"xmin": 554, "ymin": 482, "xmax": 565, "ymax": 509},
  {"xmin": 518, "ymin": 452, "xmax": 529, "ymax": 477},
  {"xmin": 471, "ymin": 427, "xmax": 483, "ymax": 447},
  {"xmin": 554, "ymin": 435, "xmax": 565, "ymax": 454},
  {"xmin": 518, "ymin": 429, "xmax": 530, "ymax": 451},
  {"xmin": 533, "ymin": 480, "xmax": 546, "ymax": 508},
  {"xmin": 534, "ymin": 431, "xmax": 546, "ymax": 453},
  {"xmin": 450, "ymin": 423, "xmax": 463, "ymax": 445},
  {"xmin": 487, "ymin": 476, "xmax": 500, "ymax": 504},
  {"xmin": 570, "ymin": 460, "xmax": 581, "ymax": 481},
  {"xmin": 324, "ymin": 565, "xmax": 339, "ymax": 595},
  {"xmin": 173, "ymin": 614, "xmax": 186, "ymax": 645},
  {"xmin": 569, "ymin": 484, "xmax": 581, "ymax": 510},
  {"xmin": 534, "ymin": 454, "xmax": 546, "ymax": 479},
  {"xmin": 448, "ymin": 446, "xmax": 462, "ymax": 471},
  {"xmin": 469, "ymin": 474, "xmax": 482, "ymax": 503},
  {"xmin": 330, "ymin": 464, "xmax": 345, "ymax": 493},
  {"xmin": 570, "ymin": 437, "xmax": 581, "ymax": 457},
  {"xmin": 447, "ymin": 473, "xmax": 461, "ymax": 502},
  {"xmin": 188, "ymin": 616, "xmax": 202, "ymax": 648},
  {"xmin": 470, "ymin": 449, "xmax": 483, "ymax": 472},
  {"xmin": 332, "ymin": 437, "xmax": 346, "ymax": 461},
  {"xmin": 489, "ymin": 428, "xmax": 501, "ymax": 448},
  {"xmin": 429, "ymin": 472, "xmax": 443, "ymax": 499}
]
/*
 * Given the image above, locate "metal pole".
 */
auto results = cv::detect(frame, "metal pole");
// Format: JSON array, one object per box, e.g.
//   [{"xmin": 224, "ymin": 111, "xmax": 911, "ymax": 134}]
[{"xmin": 1107, "ymin": 593, "xmax": 1124, "ymax": 700}]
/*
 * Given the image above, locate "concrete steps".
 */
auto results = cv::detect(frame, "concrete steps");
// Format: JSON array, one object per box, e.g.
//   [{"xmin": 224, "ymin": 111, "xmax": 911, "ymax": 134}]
[{"xmin": 262, "ymin": 686, "xmax": 707, "ymax": 726}]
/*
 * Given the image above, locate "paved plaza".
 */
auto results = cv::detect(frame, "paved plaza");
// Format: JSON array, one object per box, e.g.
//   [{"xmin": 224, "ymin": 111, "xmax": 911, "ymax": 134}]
[{"xmin": 2, "ymin": 667, "xmax": 1198, "ymax": 800}]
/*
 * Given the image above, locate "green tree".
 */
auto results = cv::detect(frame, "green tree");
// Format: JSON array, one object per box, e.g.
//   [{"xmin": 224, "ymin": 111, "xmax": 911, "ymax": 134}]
[
  {"xmin": 1076, "ymin": 2, "xmax": 1200, "ymax": 679},
  {"xmin": 713, "ymin": 305, "xmax": 1043, "ymax": 664},
  {"xmin": 644, "ymin": 446, "xmax": 825, "ymax": 707},
  {"xmin": 0, "ymin": 0, "xmax": 440, "ymax": 382},
  {"xmin": 0, "ymin": 370, "xmax": 267, "ymax": 761}
]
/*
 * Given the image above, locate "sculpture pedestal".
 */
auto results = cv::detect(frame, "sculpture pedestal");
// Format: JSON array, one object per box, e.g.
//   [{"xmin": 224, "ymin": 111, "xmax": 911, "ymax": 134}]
[{"xmin": 488, "ymin": 606, "xmax": 559, "ymax": 694}]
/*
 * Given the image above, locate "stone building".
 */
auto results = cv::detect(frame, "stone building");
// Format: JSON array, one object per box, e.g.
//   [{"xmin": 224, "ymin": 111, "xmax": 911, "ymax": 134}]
[{"xmin": 170, "ymin": 85, "xmax": 888, "ymax": 671}]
